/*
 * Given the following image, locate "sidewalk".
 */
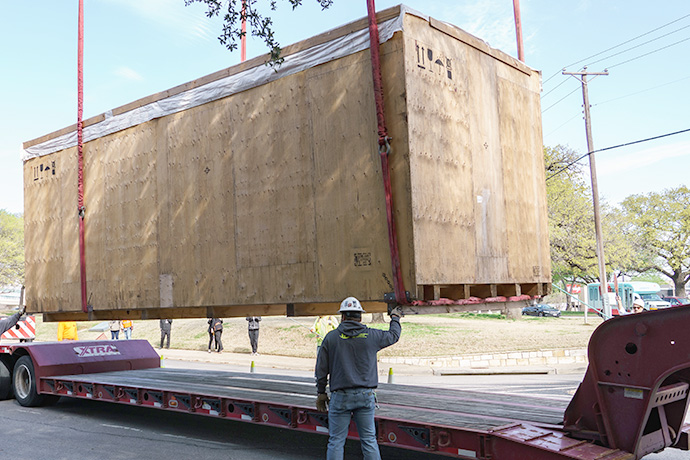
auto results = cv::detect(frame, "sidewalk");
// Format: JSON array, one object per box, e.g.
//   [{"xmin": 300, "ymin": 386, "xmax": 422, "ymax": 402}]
[{"xmin": 156, "ymin": 347, "xmax": 588, "ymax": 376}]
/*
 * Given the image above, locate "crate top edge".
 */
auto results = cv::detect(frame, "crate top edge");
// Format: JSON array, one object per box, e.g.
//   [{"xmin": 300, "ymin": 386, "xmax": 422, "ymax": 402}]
[{"xmin": 22, "ymin": 4, "xmax": 537, "ymax": 161}]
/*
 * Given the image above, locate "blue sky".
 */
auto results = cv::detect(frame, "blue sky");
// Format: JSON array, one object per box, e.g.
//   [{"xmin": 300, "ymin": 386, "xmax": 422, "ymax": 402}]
[{"xmin": 1, "ymin": 0, "xmax": 688, "ymax": 214}]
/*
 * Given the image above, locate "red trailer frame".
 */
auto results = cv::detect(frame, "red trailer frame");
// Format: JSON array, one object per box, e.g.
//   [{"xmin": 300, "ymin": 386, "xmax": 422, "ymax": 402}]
[{"xmin": 1, "ymin": 306, "xmax": 689, "ymax": 459}]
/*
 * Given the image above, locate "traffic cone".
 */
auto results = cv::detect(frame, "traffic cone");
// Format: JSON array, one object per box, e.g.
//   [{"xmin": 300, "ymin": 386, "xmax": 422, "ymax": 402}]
[
  {"xmin": 250, "ymin": 360, "xmax": 255, "ymax": 373},
  {"xmin": 387, "ymin": 367, "xmax": 394, "ymax": 384},
  {"xmin": 160, "ymin": 354, "xmax": 165, "ymax": 368}
]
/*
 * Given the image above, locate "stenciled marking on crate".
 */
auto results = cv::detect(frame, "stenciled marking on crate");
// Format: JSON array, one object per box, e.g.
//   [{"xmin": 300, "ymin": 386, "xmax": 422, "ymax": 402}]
[
  {"xmin": 353, "ymin": 249, "xmax": 373, "ymax": 270},
  {"xmin": 415, "ymin": 41, "xmax": 453, "ymax": 81},
  {"xmin": 32, "ymin": 160, "xmax": 57, "ymax": 181}
]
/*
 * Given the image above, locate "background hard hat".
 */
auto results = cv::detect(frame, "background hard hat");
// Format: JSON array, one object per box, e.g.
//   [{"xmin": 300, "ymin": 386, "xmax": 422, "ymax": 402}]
[
  {"xmin": 633, "ymin": 298, "xmax": 645, "ymax": 308},
  {"xmin": 339, "ymin": 297, "xmax": 366, "ymax": 313}
]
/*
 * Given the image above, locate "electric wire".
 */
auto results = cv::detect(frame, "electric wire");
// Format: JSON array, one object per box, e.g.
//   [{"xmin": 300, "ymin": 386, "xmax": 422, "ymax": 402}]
[
  {"xmin": 593, "ymin": 75, "xmax": 690, "ymax": 107},
  {"xmin": 546, "ymin": 74, "xmax": 690, "ymax": 135},
  {"xmin": 545, "ymin": 128, "xmax": 690, "ymax": 181},
  {"xmin": 607, "ymin": 35, "xmax": 690, "ymax": 69},
  {"xmin": 584, "ymin": 23, "xmax": 690, "ymax": 68},
  {"xmin": 542, "ymin": 13, "xmax": 690, "ymax": 91},
  {"xmin": 542, "ymin": 86, "xmax": 580, "ymax": 113}
]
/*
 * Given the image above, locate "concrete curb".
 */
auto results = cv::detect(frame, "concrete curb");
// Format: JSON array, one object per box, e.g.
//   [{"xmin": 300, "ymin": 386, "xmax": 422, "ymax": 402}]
[{"xmin": 157, "ymin": 347, "xmax": 589, "ymax": 376}]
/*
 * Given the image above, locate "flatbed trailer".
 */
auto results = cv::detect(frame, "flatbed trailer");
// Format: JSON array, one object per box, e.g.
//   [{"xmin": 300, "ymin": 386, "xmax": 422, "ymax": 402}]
[{"xmin": 2, "ymin": 306, "xmax": 690, "ymax": 459}]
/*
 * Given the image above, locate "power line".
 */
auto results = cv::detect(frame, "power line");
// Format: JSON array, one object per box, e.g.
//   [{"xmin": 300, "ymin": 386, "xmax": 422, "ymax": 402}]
[
  {"xmin": 607, "ymin": 35, "xmax": 690, "ymax": 69},
  {"xmin": 544, "ymin": 112, "xmax": 581, "ymax": 138},
  {"xmin": 542, "ymin": 85, "xmax": 580, "ymax": 113},
  {"xmin": 584, "ymin": 24, "xmax": 690, "ymax": 68},
  {"xmin": 593, "ymin": 75, "xmax": 690, "ymax": 107},
  {"xmin": 542, "ymin": 12, "xmax": 690, "ymax": 91},
  {"xmin": 545, "ymin": 74, "xmax": 690, "ymax": 136},
  {"xmin": 545, "ymin": 128, "xmax": 690, "ymax": 182}
]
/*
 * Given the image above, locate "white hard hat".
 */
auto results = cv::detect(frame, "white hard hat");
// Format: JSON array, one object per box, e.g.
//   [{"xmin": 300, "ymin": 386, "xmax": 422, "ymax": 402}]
[
  {"xmin": 633, "ymin": 298, "xmax": 645, "ymax": 308},
  {"xmin": 339, "ymin": 297, "xmax": 365, "ymax": 313}
]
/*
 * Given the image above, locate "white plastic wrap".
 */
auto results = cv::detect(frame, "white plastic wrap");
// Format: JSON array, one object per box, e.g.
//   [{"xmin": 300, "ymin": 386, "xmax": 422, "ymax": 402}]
[{"xmin": 24, "ymin": 7, "xmax": 425, "ymax": 161}]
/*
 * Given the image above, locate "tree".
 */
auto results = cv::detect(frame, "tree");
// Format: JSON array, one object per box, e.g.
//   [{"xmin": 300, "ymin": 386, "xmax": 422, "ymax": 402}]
[
  {"xmin": 545, "ymin": 145, "xmax": 597, "ymax": 294},
  {"xmin": 0, "ymin": 210, "xmax": 24, "ymax": 287},
  {"xmin": 620, "ymin": 186, "xmax": 690, "ymax": 297},
  {"xmin": 185, "ymin": 0, "xmax": 334, "ymax": 65},
  {"xmin": 544, "ymin": 145, "xmax": 634, "ymax": 306}
]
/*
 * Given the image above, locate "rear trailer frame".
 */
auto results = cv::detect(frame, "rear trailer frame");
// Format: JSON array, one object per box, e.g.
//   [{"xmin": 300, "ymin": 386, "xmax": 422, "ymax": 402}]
[{"xmin": 2, "ymin": 308, "xmax": 689, "ymax": 460}]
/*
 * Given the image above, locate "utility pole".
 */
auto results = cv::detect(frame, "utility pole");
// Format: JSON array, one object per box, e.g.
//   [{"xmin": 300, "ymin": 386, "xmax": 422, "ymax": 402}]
[
  {"xmin": 512, "ymin": 0, "xmax": 525, "ymax": 62},
  {"xmin": 563, "ymin": 67, "xmax": 610, "ymax": 318}
]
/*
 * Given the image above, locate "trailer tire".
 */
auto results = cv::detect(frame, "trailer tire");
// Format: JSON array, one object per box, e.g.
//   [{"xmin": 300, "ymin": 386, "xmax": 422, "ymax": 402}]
[
  {"xmin": 0, "ymin": 355, "xmax": 13, "ymax": 400},
  {"xmin": 12, "ymin": 355, "xmax": 58, "ymax": 407}
]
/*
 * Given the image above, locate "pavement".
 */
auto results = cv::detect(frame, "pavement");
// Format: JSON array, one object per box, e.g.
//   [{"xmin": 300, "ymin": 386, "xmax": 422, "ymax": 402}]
[{"xmin": 156, "ymin": 347, "xmax": 589, "ymax": 376}]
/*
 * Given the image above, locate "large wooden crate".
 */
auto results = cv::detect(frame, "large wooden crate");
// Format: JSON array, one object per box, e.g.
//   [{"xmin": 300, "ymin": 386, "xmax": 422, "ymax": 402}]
[{"xmin": 23, "ymin": 6, "xmax": 550, "ymax": 321}]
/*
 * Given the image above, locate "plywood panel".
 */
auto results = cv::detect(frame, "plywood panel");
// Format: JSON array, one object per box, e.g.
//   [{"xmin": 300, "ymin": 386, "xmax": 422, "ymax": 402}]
[{"xmin": 23, "ymin": 8, "xmax": 550, "ymax": 318}]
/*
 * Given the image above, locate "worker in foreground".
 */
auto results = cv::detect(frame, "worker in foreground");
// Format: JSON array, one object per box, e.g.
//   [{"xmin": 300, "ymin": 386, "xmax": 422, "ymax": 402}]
[
  {"xmin": 315, "ymin": 297, "xmax": 402, "ymax": 460},
  {"xmin": 0, "ymin": 305, "xmax": 26, "ymax": 336}
]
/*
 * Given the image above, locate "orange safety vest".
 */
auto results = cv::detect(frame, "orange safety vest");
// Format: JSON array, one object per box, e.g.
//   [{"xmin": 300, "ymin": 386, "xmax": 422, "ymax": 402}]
[{"xmin": 122, "ymin": 319, "xmax": 133, "ymax": 329}]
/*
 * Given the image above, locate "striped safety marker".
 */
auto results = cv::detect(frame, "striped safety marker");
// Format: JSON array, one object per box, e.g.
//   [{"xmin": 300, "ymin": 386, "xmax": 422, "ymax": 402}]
[{"xmin": 0, "ymin": 315, "xmax": 36, "ymax": 341}]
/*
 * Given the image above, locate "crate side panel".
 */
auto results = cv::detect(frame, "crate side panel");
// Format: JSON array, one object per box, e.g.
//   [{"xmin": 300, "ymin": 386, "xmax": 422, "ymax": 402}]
[
  {"xmin": 98, "ymin": 122, "xmax": 160, "ymax": 309},
  {"xmin": 497, "ymin": 69, "xmax": 551, "ymax": 282},
  {"xmin": 24, "ymin": 150, "xmax": 79, "ymax": 312},
  {"xmin": 308, "ymin": 51, "xmax": 392, "ymax": 301},
  {"xmin": 405, "ymin": 14, "xmax": 547, "ymax": 286}
]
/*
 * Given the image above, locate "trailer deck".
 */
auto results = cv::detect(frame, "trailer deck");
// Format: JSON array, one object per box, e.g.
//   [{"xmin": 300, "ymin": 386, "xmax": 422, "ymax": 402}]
[
  {"xmin": 41, "ymin": 366, "xmax": 617, "ymax": 459},
  {"xmin": 2, "ymin": 306, "xmax": 690, "ymax": 459}
]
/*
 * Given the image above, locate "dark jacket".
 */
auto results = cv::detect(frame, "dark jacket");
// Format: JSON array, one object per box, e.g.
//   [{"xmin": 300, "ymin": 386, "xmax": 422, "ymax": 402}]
[
  {"xmin": 246, "ymin": 316, "xmax": 261, "ymax": 330},
  {"xmin": 316, "ymin": 317, "xmax": 401, "ymax": 394},
  {"xmin": 160, "ymin": 319, "xmax": 172, "ymax": 332},
  {"xmin": 0, "ymin": 312, "xmax": 22, "ymax": 336},
  {"xmin": 209, "ymin": 318, "xmax": 223, "ymax": 333}
]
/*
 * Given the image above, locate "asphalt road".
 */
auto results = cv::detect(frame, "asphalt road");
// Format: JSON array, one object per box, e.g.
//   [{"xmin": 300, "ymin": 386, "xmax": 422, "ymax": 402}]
[{"xmin": 1, "ymin": 361, "xmax": 687, "ymax": 460}]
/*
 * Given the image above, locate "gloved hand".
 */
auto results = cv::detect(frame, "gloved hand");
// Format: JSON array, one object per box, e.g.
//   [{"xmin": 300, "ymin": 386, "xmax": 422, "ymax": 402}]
[
  {"xmin": 388, "ymin": 306, "xmax": 404, "ymax": 318},
  {"xmin": 316, "ymin": 393, "xmax": 329, "ymax": 412},
  {"xmin": 19, "ymin": 305, "xmax": 26, "ymax": 316}
]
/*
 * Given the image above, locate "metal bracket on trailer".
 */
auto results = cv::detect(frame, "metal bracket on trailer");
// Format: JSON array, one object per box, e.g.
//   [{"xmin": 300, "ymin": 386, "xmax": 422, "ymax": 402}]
[{"xmin": 565, "ymin": 305, "xmax": 690, "ymax": 458}]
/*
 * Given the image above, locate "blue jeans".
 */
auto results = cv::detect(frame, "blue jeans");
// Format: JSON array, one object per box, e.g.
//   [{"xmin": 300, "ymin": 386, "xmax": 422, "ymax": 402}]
[
  {"xmin": 327, "ymin": 388, "xmax": 380, "ymax": 460},
  {"xmin": 123, "ymin": 327, "xmax": 132, "ymax": 340}
]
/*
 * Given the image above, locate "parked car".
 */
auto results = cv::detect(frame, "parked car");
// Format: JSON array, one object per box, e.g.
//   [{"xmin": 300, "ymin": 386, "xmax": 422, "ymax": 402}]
[
  {"xmin": 662, "ymin": 296, "xmax": 690, "ymax": 307},
  {"xmin": 522, "ymin": 304, "xmax": 561, "ymax": 317}
]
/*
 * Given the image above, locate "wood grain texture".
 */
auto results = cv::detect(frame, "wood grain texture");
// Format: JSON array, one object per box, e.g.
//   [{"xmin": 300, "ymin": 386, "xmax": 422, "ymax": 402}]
[{"xmin": 24, "ymin": 10, "xmax": 550, "ymax": 320}]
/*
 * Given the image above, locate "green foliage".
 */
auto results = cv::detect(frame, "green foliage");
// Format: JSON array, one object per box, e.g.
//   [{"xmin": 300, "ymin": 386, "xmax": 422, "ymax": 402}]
[
  {"xmin": 184, "ymin": 0, "xmax": 334, "ymax": 66},
  {"xmin": 620, "ymin": 186, "xmax": 690, "ymax": 296},
  {"xmin": 544, "ymin": 145, "xmax": 597, "ymax": 285},
  {"xmin": 544, "ymin": 145, "xmax": 634, "ymax": 293},
  {"xmin": 0, "ymin": 210, "xmax": 24, "ymax": 286}
]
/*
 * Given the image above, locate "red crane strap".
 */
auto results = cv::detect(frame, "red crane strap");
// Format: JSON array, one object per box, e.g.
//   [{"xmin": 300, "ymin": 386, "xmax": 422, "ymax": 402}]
[{"xmin": 366, "ymin": 0, "xmax": 407, "ymax": 305}]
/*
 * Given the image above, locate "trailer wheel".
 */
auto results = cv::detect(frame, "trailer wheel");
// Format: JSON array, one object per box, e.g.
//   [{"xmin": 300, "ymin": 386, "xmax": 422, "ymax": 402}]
[
  {"xmin": 12, "ymin": 355, "xmax": 58, "ymax": 406},
  {"xmin": 0, "ymin": 355, "xmax": 13, "ymax": 400}
]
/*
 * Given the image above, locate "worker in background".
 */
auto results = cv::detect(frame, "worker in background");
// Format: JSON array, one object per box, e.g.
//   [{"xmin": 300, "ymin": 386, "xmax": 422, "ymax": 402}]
[
  {"xmin": 246, "ymin": 315, "xmax": 261, "ymax": 355},
  {"xmin": 315, "ymin": 297, "xmax": 402, "ymax": 460},
  {"xmin": 159, "ymin": 319, "xmax": 173, "ymax": 349},
  {"xmin": 57, "ymin": 321, "xmax": 78, "ymax": 341},
  {"xmin": 0, "ymin": 305, "xmax": 25, "ymax": 336},
  {"xmin": 108, "ymin": 320, "xmax": 121, "ymax": 340},
  {"xmin": 208, "ymin": 317, "xmax": 223, "ymax": 353},
  {"xmin": 311, "ymin": 315, "xmax": 339, "ymax": 355},
  {"xmin": 617, "ymin": 296, "xmax": 645, "ymax": 316},
  {"xmin": 122, "ymin": 319, "xmax": 133, "ymax": 339},
  {"xmin": 632, "ymin": 298, "xmax": 646, "ymax": 313}
]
